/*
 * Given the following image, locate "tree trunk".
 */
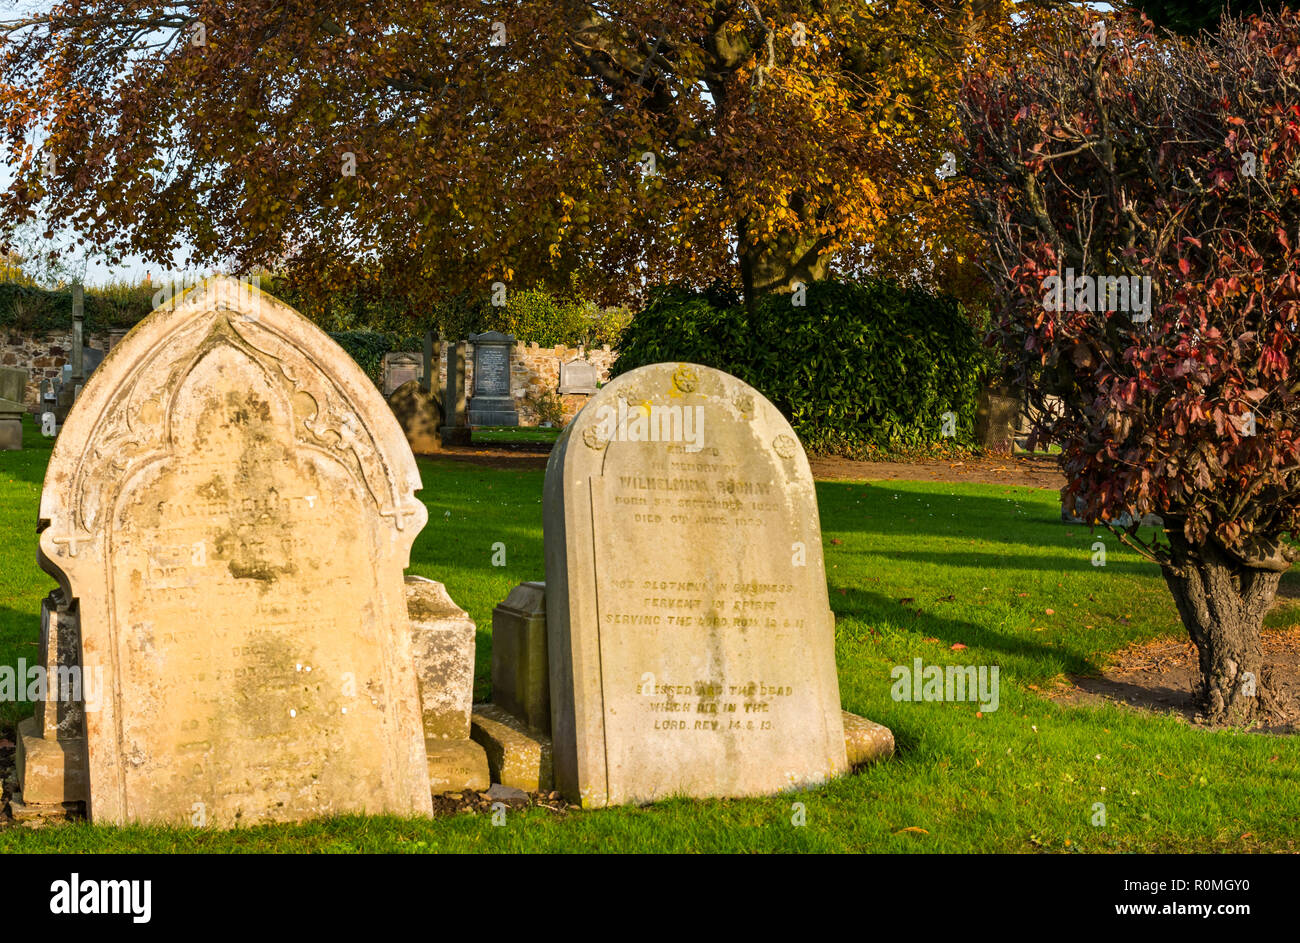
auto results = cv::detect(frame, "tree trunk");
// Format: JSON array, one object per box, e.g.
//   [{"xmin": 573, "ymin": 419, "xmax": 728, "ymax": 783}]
[
  {"xmin": 736, "ymin": 213, "xmax": 832, "ymax": 310},
  {"xmin": 1161, "ymin": 535, "xmax": 1281, "ymax": 726}
]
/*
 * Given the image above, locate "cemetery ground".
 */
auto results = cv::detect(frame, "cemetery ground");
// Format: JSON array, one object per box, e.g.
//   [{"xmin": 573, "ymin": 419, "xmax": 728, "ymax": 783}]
[{"xmin": 0, "ymin": 414, "xmax": 1296, "ymax": 853}]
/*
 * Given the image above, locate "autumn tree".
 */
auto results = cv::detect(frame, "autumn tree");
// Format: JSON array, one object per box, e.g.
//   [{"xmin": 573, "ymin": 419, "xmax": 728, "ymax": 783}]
[
  {"xmin": 0, "ymin": 0, "xmax": 1009, "ymax": 319},
  {"xmin": 961, "ymin": 9, "xmax": 1300, "ymax": 725}
]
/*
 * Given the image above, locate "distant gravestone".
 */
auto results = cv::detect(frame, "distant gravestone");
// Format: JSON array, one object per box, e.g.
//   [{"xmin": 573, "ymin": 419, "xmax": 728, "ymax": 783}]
[
  {"xmin": 557, "ymin": 357, "xmax": 599, "ymax": 395},
  {"xmin": 40, "ymin": 412, "xmax": 56, "ymax": 437},
  {"xmin": 0, "ymin": 365, "xmax": 26, "ymax": 404},
  {"xmin": 388, "ymin": 379, "xmax": 442, "ymax": 455},
  {"xmin": 467, "ymin": 331, "xmax": 518, "ymax": 426},
  {"xmin": 382, "ymin": 351, "xmax": 423, "ymax": 397},
  {"xmin": 31, "ymin": 277, "xmax": 433, "ymax": 825},
  {"xmin": 542, "ymin": 362, "xmax": 849, "ymax": 807}
]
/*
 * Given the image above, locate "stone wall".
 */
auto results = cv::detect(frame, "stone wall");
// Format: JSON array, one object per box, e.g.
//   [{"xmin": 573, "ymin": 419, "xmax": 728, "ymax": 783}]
[
  {"xmin": 435, "ymin": 341, "xmax": 618, "ymax": 426},
  {"xmin": 5, "ymin": 327, "xmax": 620, "ymax": 426},
  {"xmin": 0, "ymin": 328, "xmax": 115, "ymax": 411}
]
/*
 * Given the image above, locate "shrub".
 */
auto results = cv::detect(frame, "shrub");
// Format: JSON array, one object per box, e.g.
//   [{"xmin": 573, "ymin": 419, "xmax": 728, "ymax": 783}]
[
  {"xmin": 327, "ymin": 331, "xmax": 422, "ymax": 388},
  {"xmin": 613, "ymin": 279, "xmax": 988, "ymax": 455}
]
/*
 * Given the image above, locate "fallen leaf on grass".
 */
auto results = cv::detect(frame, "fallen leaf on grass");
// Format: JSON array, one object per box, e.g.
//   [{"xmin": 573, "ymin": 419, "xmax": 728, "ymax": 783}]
[
  {"xmin": 895, "ymin": 826, "xmax": 929, "ymax": 835},
  {"xmin": 951, "ymin": 642, "xmax": 967, "ymax": 650}
]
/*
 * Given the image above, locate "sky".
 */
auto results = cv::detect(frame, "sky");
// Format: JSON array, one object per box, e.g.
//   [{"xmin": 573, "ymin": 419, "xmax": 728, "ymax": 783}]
[{"xmin": 1, "ymin": 0, "xmax": 196, "ymax": 286}]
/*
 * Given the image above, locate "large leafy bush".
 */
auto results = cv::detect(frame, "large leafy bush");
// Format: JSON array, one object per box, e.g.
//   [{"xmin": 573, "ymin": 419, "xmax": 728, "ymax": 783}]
[{"xmin": 613, "ymin": 280, "xmax": 987, "ymax": 455}]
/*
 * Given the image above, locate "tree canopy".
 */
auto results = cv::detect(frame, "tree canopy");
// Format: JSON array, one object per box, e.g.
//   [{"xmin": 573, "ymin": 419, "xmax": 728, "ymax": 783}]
[{"xmin": 0, "ymin": 0, "xmax": 1010, "ymax": 317}]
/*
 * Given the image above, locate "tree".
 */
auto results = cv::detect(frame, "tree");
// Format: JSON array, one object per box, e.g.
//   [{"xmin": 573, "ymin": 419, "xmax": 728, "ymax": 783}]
[
  {"xmin": 960, "ymin": 8, "xmax": 1300, "ymax": 725},
  {"xmin": 0, "ymin": 0, "xmax": 1003, "ymax": 318},
  {"xmin": 1136, "ymin": 1, "xmax": 1291, "ymax": 36}
]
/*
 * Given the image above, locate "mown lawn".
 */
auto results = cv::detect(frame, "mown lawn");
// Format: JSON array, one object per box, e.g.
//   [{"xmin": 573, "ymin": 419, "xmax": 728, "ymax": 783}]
[{"xmin": 1, "ymin": 413, "xmax": 1297, "ymax": 852}]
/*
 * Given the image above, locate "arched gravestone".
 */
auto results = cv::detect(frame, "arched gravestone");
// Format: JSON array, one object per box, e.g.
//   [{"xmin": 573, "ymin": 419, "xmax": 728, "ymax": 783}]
[
  {"xmin": 37, "ymin": 277, "xmax": 432, "ymax": 825},
  {"xmin": 543, "ymin": 363, "xmax": 849, "ymax": 807}
]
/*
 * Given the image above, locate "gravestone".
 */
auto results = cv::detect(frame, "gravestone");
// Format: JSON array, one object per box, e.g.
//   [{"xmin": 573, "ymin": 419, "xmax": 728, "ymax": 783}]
[
  {"xmin": 382, "ymin": 351, "xmax": 423, "ymax": 397},
  {"xmin": 439, "ymin": 340, "xmax": 471, "ymax": 446},
  {"xmin": 557, "ymin": 357, "xmax": 599, "ymax": 395},
  {"xmin": 543, "ymin": 362, "xmax": 850, "ymax": 807},
  {"xmin": 467, "ymin": 331, "xmax": 518, "ymax": 426},
  {"xmin": 25, "ymin": 276, "xmax": 437, "ymax": 826},
  {"xmin": 976, "ymin": 387, "xmax": 1020, "ymax": 454},
  {"xmin": 0, "ymin": 366, "xmax": 25, "ymax": 450},
  {"xmin": 0, "ymin": 365, "xmax": 26, "ymax": 404},
  {"xmin": 388, "ymin": 379, "xmax": 442, "ymax": 454}
]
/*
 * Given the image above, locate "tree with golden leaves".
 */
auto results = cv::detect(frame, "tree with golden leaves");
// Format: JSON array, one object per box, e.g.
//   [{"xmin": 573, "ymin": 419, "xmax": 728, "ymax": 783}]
[{"xmin": 0, "ymin": 1, "xmax": 1016, "ymax": 318}]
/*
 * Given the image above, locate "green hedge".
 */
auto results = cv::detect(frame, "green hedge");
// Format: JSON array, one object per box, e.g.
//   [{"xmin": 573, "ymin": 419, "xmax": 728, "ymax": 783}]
[
  {"xmin": 0, "ymin": 281, "xmax": 155, "ymax": 333},
  {"xmin": 612, "ymin": 280, "xmax": 989, "ymax": 456},
  {"xmin": 326, "ymin": 331, "xmax": 422, "ymax": 388}
]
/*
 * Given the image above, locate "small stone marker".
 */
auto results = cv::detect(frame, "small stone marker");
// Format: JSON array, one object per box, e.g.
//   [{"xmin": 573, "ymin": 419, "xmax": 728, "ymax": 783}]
[
  {"xmin": 557, "ymin": 357, "xmax": 599, "ymax": 395},
  {"xmin": 543, "ymin": 362, "xmax": 850, "ymax": 807},
  {"xmin": 491, "ymin": 582, "xmax": 550, "ymax": 734},
  {"xmin": 30, "ymin": 277, "xmax": 436, "ymax": 826},
  {"xmin": 40, "ymin": 412, "xmax": 57, "ymax": 438},
  {"xmin": 975, "ymin": 387, "xmax": 1020, "ymax": 454},
  {"xmin": 467, "ymin": 331, "xmax": 518, "ymax": 426}
]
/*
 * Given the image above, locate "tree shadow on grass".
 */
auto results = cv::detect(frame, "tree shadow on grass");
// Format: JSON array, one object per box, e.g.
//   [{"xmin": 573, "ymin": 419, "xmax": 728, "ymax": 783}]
[
  {"xmin": 829, "ymin": 585, "xmax": 1101, "ymax": 679},
  {"xmin": 874, "ymin": 549, "xmax": 1152, "ymax": 578},
  {"xmin": 815, "ymin": 480, "xmax": 1162, "ymax": 553}
]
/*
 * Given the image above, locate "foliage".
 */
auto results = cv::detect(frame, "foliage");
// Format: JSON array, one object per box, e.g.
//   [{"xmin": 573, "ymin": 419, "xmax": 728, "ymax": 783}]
[
  {"xmin": 326, "ymin": 330, "xmax": 422, "ymax": 388},
  {"xmin": 960, "ymin": 8, "xmax": 1300, "ymax": 723},
  {"xmin": 0, "ymin": 279, "xmax": 154, "ymax": 333},
  {"xmin": 614, "ymin": 280, "xmax": 988, "ymax": 455},
  {"xmin": 1136, "ymin": 0, "xmax": 1291, "ymax": 35},
  {"xmin": 487, "ymin": 287, "xmax": 631, "ymax": 349},
  {"xmin": 0, "ymin": 1, "xmax": 1007, "ymax": 312},
  {"xmin": 529, "ymin": 389, "xmax": 567, "ymax": 427}
]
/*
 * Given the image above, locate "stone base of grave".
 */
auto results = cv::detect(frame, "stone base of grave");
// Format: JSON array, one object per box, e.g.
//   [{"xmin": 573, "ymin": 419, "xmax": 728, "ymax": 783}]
[
  {"xmin": 404, "ymin": 576, "xmax": 492, "ymax": 796},
  {"xmin": 426, "ymin": 738, "xmax": 491, "ymax": 793},
  {"xmin": 467, "ymin": 396, "xmax": 518, "ymax": 427},
  {"xmin": 841, "ymin": 711, "xmax": 894, "ymax": 767},
  {"xmin": 8, "ymin": 792, "xmax": 83, "ymax": 824},
  {"xmin": 14, "ymin": 716, "xmax": 88, "ymax": 807},
  {"xmin": 438, "ymin": 425, "xmax": 471, "ymax": 447},
  {"xmin": 470, "ymin": 704, "xmax": 553, "ymax": 792}
]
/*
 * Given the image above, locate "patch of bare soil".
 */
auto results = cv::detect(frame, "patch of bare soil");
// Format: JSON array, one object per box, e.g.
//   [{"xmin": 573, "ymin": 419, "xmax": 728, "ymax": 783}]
[
  {"xmin": 414, "ymin": 443, "xmax": 551, "ymax": 471},
  {"xmin": 1047, "ymin": 627, "xmax": 1300, "ymax": 734},
  {"xmin": 420, "ymin": 442, "xmax": 1067, "ymax": 488},
  {"xmin": 808, "ymin": 453, "xmax": 1064, "ymax": 489}
]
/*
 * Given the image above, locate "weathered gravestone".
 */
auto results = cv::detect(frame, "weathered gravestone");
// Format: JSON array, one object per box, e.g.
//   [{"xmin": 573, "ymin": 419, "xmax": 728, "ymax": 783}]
[
  {"xmin": 382, "ymin": 351, "xmax": 423, "ymax": 397},
  {"xmin": 0, "ymin": 366, "xmax": 26, "ymax": 450},
  {"xmin": 388, "ymin": 379, "xmax": 442, "ymax": 455},
  {"xmin": 542, "ymin": 362, "xmax": 851, "ymax": 807},
  {"xmin": 557, "ymin": 357, "xmax": 599, "ymax": 396},
  {"xmin": 467, "ymin": 331, "xmax": 518, "ymax": 426},
  {"xmin": 25, "ymin": 277, "xmax": 442, "ymax": 825}
]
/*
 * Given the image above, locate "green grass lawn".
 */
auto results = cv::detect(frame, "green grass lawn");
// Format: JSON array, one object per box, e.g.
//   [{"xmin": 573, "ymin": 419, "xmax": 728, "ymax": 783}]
[
  {"xmin": 1, "ymin": 413, "xmax": 1297, "ymax": 852},
  {"xmin": 471, "ymin": 425, "xmax": 561, "ymax": 444}
]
